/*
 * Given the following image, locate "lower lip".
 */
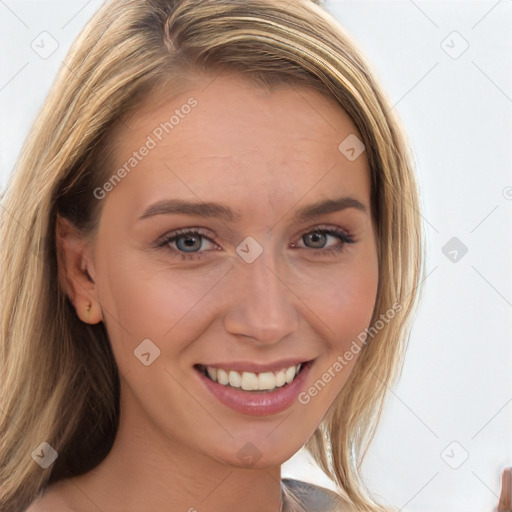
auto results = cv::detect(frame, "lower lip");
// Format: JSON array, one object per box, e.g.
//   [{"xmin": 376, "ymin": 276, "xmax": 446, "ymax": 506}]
[{"xmin": 196, "ymin": 362, "xmax": 312, "ymax": 416}]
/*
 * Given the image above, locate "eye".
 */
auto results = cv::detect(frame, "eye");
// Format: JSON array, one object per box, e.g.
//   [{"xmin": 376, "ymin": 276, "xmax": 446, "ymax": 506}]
[
  {"xmin": 292, "ymin": 226, "xmax": 355, "ymax": 256},
  {"xmin": 156, "ymin": 225, "xmax": 355, "ymax": 262},
  {"xmin": 156, "ymin": 228, "xmax": 218, "ymax": 261}
]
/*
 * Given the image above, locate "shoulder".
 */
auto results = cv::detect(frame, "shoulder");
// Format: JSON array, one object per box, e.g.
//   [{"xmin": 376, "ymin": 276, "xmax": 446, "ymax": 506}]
[{"xmin": 282, "ymin": 477, "xmax": 351, "ymax": 512}]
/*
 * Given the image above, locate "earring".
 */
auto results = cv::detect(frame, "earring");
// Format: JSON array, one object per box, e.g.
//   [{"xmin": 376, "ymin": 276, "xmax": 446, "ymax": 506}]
[{"xmin": 86, "ymin": 303, "xmax": 91, "ymax": 313}]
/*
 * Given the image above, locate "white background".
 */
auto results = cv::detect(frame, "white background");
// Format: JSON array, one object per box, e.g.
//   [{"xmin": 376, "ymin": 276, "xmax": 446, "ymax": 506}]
[{"xmin": 1, "ymin": 1, "xmax": 510, "ymax": 511}]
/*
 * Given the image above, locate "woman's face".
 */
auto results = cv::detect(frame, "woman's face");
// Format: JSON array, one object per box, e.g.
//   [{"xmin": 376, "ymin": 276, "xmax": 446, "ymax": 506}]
[{"xmin": 84, "ymin": 72, "xmax": 379, "ymax": 468}]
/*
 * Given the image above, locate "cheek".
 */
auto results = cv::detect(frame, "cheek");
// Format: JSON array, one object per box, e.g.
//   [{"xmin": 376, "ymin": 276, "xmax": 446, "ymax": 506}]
[
  {"xmin": 303, "ymin": 246, "xmax": 379, "ymax": 344},
  {"xmin": 94, "ymin": 252, "xmax": 225, "ymax": 366},
  {"xmin": 296, "ymin": 262, "xmax": 378, "ymax": 417},
  {"xmin": 328, "ymin": 266, "xmax": 378, "ymax": 336}
]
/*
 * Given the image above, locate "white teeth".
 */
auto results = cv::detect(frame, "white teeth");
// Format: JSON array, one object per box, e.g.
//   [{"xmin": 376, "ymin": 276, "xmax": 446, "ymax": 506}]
[
  {"xmin": 241, "ymin": 372, "xmax": 259, "ymax": 391},
  {"xmin": 258, "ymin": 371, "xmax": 276, "ymax": 390},
  {"xmin": 207, "ymin": 367, "xmax": 217, "ymax": 381},
  {"xmin": 285, "ymin": 366, "xmax": 296, "ymax": 384},
  {"xmin": 217, "ymin": 368, "xmax": 229, "ymax": 385},
  {"xmin": 228, "ymin": 370, "xmax": 242, "ymax": 388},
  {"xmin": 274, "ymin": 370, "xmax": 286, "ymax": 387},
  {"xmin": 202, "ymin": 363, "xmax": 303, "ymax": 391}
]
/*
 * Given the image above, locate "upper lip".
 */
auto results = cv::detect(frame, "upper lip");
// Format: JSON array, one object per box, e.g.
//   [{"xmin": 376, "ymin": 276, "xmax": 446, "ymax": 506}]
[{"xmin": 195, "ymin": 358, "xmax": 314, "ymax": 374}]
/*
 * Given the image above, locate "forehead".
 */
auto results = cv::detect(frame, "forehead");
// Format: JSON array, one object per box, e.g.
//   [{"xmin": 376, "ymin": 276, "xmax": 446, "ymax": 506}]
[{"xmin": 103, "ymin": 72, "xmax": 371, "ymax": 221}]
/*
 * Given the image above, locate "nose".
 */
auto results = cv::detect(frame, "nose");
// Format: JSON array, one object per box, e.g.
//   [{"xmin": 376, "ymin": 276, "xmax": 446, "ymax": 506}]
[{"xmin": 223, "ymin": 247, "xmax": 300, "ymax": 345}]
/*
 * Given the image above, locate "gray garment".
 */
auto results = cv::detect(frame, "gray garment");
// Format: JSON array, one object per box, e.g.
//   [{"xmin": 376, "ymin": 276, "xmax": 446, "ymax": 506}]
[{"xmin": 282, "ymin": 478, "xmax": 349, "ymax": 512}]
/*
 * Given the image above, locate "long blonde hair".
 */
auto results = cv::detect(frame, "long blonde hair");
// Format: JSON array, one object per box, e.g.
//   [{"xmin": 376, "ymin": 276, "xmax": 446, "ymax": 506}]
[{"xmin": 0, "ymin": 1, "xmax": 424, "ymax": 511}]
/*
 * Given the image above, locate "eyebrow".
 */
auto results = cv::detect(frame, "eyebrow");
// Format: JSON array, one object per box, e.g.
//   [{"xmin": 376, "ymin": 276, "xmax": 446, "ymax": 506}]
[{"xmin": 137, "ymin": 196, "xmax": 367, "ymax": 223}]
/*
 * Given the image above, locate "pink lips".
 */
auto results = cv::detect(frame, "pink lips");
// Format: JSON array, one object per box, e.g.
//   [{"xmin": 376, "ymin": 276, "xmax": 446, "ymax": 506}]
[{"xmin": 195, "ymin": 360, "xmax": 312, "ymax": 416}]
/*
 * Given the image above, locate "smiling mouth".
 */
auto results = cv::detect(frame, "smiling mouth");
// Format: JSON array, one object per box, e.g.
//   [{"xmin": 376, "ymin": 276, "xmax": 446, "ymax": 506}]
[{"xmin": 194, "ymin": 362, "xmax": 310, "ymax": 392}]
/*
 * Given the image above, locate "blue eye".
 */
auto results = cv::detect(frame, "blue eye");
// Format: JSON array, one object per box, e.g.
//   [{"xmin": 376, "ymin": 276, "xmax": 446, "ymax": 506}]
[
  {"xmin": 156, "ymin": 225, "xmax": 355, "ymax": 261},
  {"xmin": 294, "ymin": 228, "xmax": 355, "ymax": 256},
  {"xmin": 156, "ymin": 228, "xmax": 217, "ymax": 261}
]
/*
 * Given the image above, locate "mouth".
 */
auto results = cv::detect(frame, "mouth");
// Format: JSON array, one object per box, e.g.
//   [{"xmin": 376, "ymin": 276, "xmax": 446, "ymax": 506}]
[{"xmin": 194, "ymin": 361, "xmax": 311, "ymax": 393}]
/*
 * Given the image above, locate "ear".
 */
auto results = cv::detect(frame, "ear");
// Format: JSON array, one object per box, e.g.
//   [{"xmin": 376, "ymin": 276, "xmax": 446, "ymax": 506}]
[{"xmin": 56, "ymin": 214, "xmax": 103, "ymax": 325}]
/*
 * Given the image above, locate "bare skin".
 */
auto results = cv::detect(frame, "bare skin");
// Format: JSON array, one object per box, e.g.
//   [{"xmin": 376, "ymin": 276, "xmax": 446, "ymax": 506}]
[
  {"xmin": 496, "ymin": 467, "xmax": 512, "ymax": 512},
  {"xmin": 30, "ymin": 72, "xmax": 380, "ymax": 511}
]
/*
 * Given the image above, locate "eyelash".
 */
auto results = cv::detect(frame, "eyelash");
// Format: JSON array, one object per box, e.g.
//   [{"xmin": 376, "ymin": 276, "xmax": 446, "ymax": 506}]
[{"xmin": 155, "ymin": 225, "xmax": 356, "ymax": 262}]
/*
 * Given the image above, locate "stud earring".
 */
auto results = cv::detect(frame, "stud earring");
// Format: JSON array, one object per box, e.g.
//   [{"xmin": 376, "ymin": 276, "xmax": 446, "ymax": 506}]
[{"xmin": 86, "ymin": 303, "xmax": 91, "ymax": 313}]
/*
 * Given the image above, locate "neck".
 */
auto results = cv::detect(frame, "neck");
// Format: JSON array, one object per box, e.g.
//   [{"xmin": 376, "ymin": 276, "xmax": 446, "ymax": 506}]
[{"xmin": 68, "ymin": 397, "xmax": 285, "ymax": 512}]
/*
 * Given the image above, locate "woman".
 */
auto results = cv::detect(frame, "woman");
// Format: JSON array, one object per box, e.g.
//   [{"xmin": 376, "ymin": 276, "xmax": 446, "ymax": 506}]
[{"xmin": 0, "ymin": 0, "xmax": 437, "ymax": 510}]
